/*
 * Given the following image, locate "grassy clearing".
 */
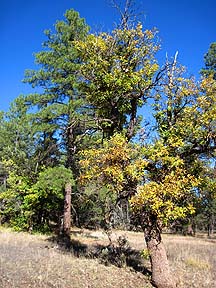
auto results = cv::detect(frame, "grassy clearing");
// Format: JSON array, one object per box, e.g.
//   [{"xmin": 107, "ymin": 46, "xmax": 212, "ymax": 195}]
[
  {"xmin": 0, "ymin": 227, "xmax": 215, "ymax": 287},
  {"xmin": 164, "ymin": 234, "xmax": 216, "ymax": 287},
  {"xmin": 0, "ymin": 228, "xmax": 151, "ymax": 288}
]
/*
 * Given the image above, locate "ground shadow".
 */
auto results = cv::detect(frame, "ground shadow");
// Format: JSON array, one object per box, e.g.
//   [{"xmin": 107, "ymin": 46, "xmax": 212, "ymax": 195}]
[
  {"xmin": 46, "ymin": 232, "xmax": 151, "ymax": 276},
  {"xmin": 47, "ymin": 234, "xmax": 88, "ymax": 256},
  {"xmin": 91, "ymin": 242, "xmax": 151, "ymax": 276}
]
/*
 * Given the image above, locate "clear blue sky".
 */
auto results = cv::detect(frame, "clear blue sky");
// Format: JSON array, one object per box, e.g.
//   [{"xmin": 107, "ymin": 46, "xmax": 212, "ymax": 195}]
[{"xmin": 1, "ymin": 0, "xmax": 215, "ymax": 111}]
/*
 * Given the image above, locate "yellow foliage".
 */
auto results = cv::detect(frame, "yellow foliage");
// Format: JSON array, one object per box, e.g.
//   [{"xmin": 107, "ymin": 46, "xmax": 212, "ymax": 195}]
[
  {"xmin": 130, "ymin": 167, "xmax": 200, "ymax": 225},
  {"xmin": 79, "ymin": 134, "xmax": 145, "ymax": 194},
  {"xmin": 79, "ymin": 132, "xmax": 201, "ymax": 227}
]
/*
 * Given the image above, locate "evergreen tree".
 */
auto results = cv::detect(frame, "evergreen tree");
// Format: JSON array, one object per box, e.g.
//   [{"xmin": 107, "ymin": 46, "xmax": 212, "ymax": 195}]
[
  {"xmin": 0, "ymin": 96, "xmax": 36, "ymax": 178},
  {"xmin": 23, "ymin": 9, "xmax": 91, "ymax": 174},
  {"xmin": 201, "ymin": 42, "xmax": 216, "ymax": 79}
]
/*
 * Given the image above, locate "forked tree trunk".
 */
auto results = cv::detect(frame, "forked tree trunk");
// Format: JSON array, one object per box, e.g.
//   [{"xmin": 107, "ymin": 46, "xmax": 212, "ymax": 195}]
[
  {"xmin": 63, "ymin": 182, "xmax": 72, "ymax": 240},
  {"xmin": 144, "ymin": 225, "xmax": 176, "ymax": 288}
]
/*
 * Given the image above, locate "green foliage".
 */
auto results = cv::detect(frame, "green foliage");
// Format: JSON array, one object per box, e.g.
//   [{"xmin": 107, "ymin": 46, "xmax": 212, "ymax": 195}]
[
  {"xmin": 0, "ymin": 7, "xmax": 215, "ymax": 288},
  {"xmin": 75, "ymin": 23, "xmax": 159, "ymax": 139},
  {"xmin": 193, "ymin": 167, "xmax": 216, "ymax": 234},
  {"xmin": 201, "ymin": 42, "xmax": 216, "ymax": 79},
  {"xmin": 0, "ymin": 96, "xmax": 37, "ymax": 177},
  {"xmin": 23, "ymin": 9, "xmax": 91, "ymax": 172},
  {"xmin": 0, "ymin": 165, "xmax": 73, "ymax": 232},
  {"xmin": 0, "ymin": 6, "xmax": 215, "ymax": 239},
  {"xmin": 35, "ymin": 166, "xmax": 74, "ymax": 195},
  {"xmin": 75, "ymin": 184, "xmax": 116, "ymax": 228}
]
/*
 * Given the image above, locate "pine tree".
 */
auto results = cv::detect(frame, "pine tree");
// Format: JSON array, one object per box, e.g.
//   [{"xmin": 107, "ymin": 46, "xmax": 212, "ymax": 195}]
[
  {"xmin": 23, "ymin": 9, "xmax": 91, "ymax": 174},
  {"xmin": 201, "ymin": 42, "xmax": 216, "ymax": 79}
]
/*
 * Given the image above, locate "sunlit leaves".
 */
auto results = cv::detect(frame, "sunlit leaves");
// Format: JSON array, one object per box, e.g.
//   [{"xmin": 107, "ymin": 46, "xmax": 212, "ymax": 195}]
[
  {"xmin": 0, "ymin": 165, "xmax": 74, "ymax": 231},
  {"xmin": 79, "ymin": 133, "xmax": 146, "ymax": 194},
  {"xmin": 75, "ymin": 23, "xmax": 159, "ymax": 137},
  {"xmin": 79, "ymin": 132, "xmax": 202, "ymax": 227},
  {"xmin": 130, "ymin": 167, "xmax": 199, "ymax": 225},
  {"xmin": 154, "ymin": 61, "xmax": 216, "ymax": 162}
]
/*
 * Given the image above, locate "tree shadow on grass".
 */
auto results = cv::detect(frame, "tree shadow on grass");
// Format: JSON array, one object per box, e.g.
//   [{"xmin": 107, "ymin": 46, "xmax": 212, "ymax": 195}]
[
  {"xmin": 91, "ymin": 241, "xmax": 151, "ymax": 276},
  {"xmin": 46, "ymin": 233, "xmax": 151, "ymax": 277},
  {"xmin": 47, "ymin": 234, "xmax": 88, "ymax": 256}
]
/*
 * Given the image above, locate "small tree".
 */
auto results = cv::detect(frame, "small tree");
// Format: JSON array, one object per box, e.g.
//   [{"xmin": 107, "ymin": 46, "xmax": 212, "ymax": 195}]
[
  {"xmin": 79, "ymin": 134, "xmax": 200, "ymax": 288},
  {"xmin": 130, "ymin": 143, "xmax": 199, "ymax": 288}
]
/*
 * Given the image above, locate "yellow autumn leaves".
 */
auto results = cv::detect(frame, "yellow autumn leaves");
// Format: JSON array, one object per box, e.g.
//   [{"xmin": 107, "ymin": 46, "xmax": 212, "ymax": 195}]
[
  {"xmin": 79, "ymin": 133, "xmax": 201, "ymax": 227},
  {"xmin": 130, "ymin": 168, "xmax": 199, "ymax": 225},
  {"xmin": 79, "ymin": 134, "xmax": 147, "ymax": 194}
]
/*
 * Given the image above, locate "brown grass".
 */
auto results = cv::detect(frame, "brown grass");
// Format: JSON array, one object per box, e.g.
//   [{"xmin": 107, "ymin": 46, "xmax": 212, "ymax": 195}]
[
  {"xmin": 0, "ymin": 228, "xmax": 151, "ymax": 288},
  {"xmin": 164, "ymin": 234, "xmax": 216, "ymax": 287},
  {"xmin": 0, "ymin": 227, "xmax": 215, "ymax": 288}
]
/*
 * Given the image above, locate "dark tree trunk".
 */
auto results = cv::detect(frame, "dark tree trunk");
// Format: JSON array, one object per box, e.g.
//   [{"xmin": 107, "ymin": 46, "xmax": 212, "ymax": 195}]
[
  {"xmin": 126, "ymin": 98, "xmax": 138, "ymax": 140},
  {"xmin": 207, "ymin": 214, "xmax": 215, "ymax": 237},
  {"xmin": 63, "ymin": 182, "xmax": 72, "ymax": 243},
  {"xmin": 66, "ymin": 124, "xmax": 77, "ymax": 175},
  {"xmin": 142, "ymin": 219, "xmax": 176, "ymax": 288}
]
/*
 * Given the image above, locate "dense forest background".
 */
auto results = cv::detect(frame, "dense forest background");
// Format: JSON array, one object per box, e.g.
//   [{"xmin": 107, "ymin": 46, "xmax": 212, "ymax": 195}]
[{"xmin": 0, "ymin": 3, "xmax": 215, "ymax": 287}]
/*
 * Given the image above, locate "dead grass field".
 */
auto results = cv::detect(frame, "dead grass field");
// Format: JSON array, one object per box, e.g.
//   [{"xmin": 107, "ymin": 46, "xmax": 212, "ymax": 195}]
[
  {"xmin": 165, "ymin": 234, "xmax": 216, "ymax": 287},
  {"xmin": 0, "ymin": 227, "xmax": 215, "ymax": 288}
]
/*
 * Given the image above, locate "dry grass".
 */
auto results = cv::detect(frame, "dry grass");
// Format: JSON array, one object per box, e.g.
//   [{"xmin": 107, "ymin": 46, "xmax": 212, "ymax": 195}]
[
  {"xmin": 0, "ymin": 228, "xmax": 151, "ymax": 288},
  {"xmin": 164, "ymin": 234, "xmax": 216, "ymax": 287},
  {"xmin": 0, "ymin": 227, "xmax": 215, "ymax": 287}
]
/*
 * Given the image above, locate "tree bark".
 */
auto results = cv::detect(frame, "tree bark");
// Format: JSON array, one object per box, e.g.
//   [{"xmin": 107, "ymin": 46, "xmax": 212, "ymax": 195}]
[
  {"xmin": 66, "ymin": 123, "xmax": 77, "ymax": 175},
  {"xmin": 144, "ymin": 223, "xmax": 176, "ymax": 288},
  {"xmin": 63, "ymin": 182, "xmax": 72, "ymax": 239},
  {"xmin": 207, "ymin": 214, "xmax": 215, "ymax": 238},
  {"xmin": 126, "ymin": 98, "xmax": 137, "ymax": 140}
]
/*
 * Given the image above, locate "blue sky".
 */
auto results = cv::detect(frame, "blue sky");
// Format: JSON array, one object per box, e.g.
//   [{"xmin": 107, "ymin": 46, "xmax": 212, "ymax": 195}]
[{"xmin": 1, "ymin": 0, "xmax": 215, "ymax": 111}]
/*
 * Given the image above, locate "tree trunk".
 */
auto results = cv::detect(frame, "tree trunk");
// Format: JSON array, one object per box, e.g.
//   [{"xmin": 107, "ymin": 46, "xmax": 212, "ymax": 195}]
[
  {"xmin": 63, "ymin": 182, "xmax": 72, "ymax": 240},
  {"xmin": 66, "ymin": 124, "xmax": 77, "ymax": 175},
  {"xmin": 207, "ymin": 214, "xmax": 215, "ymax": 238},
  {"xmin": 126, "ymin": 98, "xmax": 137, "ymax": 140},
  {"xmin": 144, "ymin": 224, "xmax": 176, "ymax": 288}
]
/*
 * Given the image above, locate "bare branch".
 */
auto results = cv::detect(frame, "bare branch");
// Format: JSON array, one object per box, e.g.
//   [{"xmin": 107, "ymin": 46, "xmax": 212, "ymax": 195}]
[
  {"xmin": 109, "ymin": 0, "xmax": 143, "ymax": 29},
  {"xmin": 166, "ymin": 51, "xmax": 179, "ymax": 88}
]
